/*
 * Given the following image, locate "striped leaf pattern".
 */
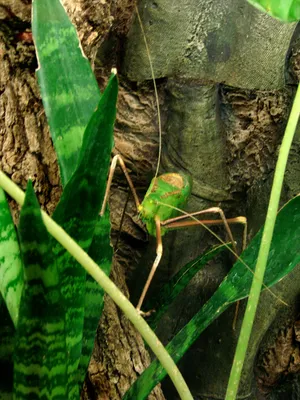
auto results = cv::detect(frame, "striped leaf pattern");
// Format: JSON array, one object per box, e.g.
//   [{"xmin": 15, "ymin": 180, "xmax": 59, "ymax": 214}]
[
  {"xmin": 0, "ymin": 188, "xmax": 23, "ymax": 399},
  {"xmin": 14, "ymin": 182, "xmax": 67, "ymax": 400},
  {"xmin": 32, "ymin": 0, "xmax": 116, "ymax": 395},
  {"xmin": 77, "ymin": 210, "xmax": 113, "ymax": 387},
  {"xmin": 50, "ymin": 74, "xmax": 117, "ymax": 398},
  {"xmin": 124, "ymin": 195, "xmax": 300, "ymax": 400},
  {"xmin": 0, "ymin": 1, "xmax": 116, "ymax": 398},
  {"xmin": 32, "ymin": 0, "xmax": 101, "ymax": 187},
  {"xmin": 0, "ymin": 296, "xmax": 14, "ymax": 398},
  {"xmin": 0, "ymin": 188, "xmax": 23, "ymax": 327}
]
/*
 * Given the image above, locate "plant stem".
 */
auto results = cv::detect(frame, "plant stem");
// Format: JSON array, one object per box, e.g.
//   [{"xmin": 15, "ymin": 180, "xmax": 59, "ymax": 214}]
[
  {"xmin": 225, "ymin": 83, "xmax": 300, "ymax": 399},
  {"xmin": 0, "ymin": 170, "xmax": 193, "ymax": 400}
]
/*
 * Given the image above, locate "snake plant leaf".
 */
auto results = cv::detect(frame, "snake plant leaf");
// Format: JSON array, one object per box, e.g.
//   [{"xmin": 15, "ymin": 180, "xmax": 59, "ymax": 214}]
[
  {"xmin": 33, "ymin": 1, "xmax": 116, "ymax": 390},
  {"xmin": 145, "ymin": 244, "xmax": 230, "ymax": 330},
  {"xmin": 50, "ymin": 73, "xmax": 117, "ymax": 398},
  {"xmin": 124, "ymin": 195, "xmax": 300, "ymax": 400},
  {"xmin": 0, "ymin": 189, "xmax": 22, "ymax": 399},
  {"xmin": 14, "ymin": 182, "xmax": 67, "ymax": 400},
  {"xmin": 32, "ymin": 0, "xmax": 101, "ymax": 186},
  {"xmin": 0, "ymin": 295, "xmax": 14, "ymax": 399},
  {"xmin": 77, "ymin": 210, "xmax": 113, "ymax": 388},
  {"xmin": 248, "ymin": 0, "xmax": 300, "ymax": 22},
  {"xmin": 0, "ymin": 188, "xmax": 23, "ymax": 327}
]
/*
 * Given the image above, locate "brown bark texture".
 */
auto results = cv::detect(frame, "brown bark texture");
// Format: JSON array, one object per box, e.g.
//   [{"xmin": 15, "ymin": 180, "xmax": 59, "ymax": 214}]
[{"xmin": 121, "ymin": 3, "xmax": 300, "ymax": 400}]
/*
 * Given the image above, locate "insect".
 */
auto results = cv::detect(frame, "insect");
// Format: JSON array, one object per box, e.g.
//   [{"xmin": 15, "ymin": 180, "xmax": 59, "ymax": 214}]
[
  {"xmin": 100, "ymin": 155, "xmax": 247, "ymax": 315},
  {"xmin": 100, "ymin": 6, "xmax": 247, "ymax": 316}
]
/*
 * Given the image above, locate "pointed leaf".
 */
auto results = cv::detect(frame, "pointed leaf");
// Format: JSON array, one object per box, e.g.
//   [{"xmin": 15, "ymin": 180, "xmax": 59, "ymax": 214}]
[
  {"xmin": 32, "ymin": 0, "xmax": 101, "ymax": 186},
  {"xmin": 124, "ymin": 195, "xmax": 300, "ymax": 399},
  {"xmin": 50, "ymin": 74, "xmax": 117, "ymax": 398},
  {"xmin": 77, "ymin": 210, "xmax": 113, "ymax": 386},
  {"xmin": 14, "ymin": 182, "xmax": 67, "ymax": 399}
]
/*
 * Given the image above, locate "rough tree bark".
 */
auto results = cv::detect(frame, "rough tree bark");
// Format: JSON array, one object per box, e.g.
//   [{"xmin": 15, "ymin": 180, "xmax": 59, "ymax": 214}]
[{"xmin": 122, "ymin": 1, "xmax": 300, "ymax": 399}]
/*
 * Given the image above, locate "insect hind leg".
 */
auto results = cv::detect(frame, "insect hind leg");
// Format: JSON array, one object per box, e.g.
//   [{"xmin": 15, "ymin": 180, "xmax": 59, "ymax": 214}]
[
  {"xmin": 136, "ymin": 216, "xmax": 163, "ymax": 315},
  {"xmin": 161, "ymin": 207, "xmax": 247, "ymax": 256}
]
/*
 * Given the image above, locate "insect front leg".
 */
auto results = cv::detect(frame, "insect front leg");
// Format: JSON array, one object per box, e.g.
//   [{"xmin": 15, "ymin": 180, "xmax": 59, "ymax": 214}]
[
  {"xmin": 100, "ymin": 154, "xmax": 140, "ymax": 216},
  {"xmin": 102, "ymin": 153, "xmax": 159, "ymax": 315}
]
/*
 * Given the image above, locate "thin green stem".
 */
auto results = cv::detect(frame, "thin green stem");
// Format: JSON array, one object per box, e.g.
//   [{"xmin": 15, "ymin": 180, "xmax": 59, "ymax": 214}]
[
  {"xmin": 225, "ymin": 83, "xmax": 300, "ymax": 399},
  {"xmin": 0, "ymin": 170, "xmax": 193, "ymax": 400}
]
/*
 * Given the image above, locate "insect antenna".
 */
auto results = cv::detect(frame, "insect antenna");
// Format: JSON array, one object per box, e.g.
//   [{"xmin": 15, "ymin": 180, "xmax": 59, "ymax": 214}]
[
  {"xmin": 112, "ymin": 6, "xmax": 161, "ymax": 242},
  {"xmin": 135, "ymin": 4, "xmax": 162, "ymax": 180}
]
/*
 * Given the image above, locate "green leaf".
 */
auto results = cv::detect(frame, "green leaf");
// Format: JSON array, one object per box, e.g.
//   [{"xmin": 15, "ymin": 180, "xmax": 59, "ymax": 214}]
[
  {"xmin": 124, "ymin": 195, "xmax": 300, "ymax": 399},
  {"xmin": 0, "ymin": 295, "xmax": 14, "ymax": 399},
  {"xmin": 50, "ymin": 74, "xmax": 117, "ymax": 398},
  {"xmin": 145, "ymin": 244, "xmax": 229, "ymax": 330},
  {"xmin": 248, "ymin": 0, "xmax": 300, "ymax": 22},
  {"xmin": 14, "ymin": 182, "xmax": 67, "ymax": 399},
  {"xmin": 32, "ymin": 0, "xmax": 101, "ymax": 186},
  {"xmin": 0, "ymin": 188, "xmax": 23, "ymax": 327},
  {"xmin": 0, "ymin": 188, "xmax": 22, "ymax": 399},
  {"xmin": 77, "ymin": 210, "xmax": 113, "ymax": 387}
]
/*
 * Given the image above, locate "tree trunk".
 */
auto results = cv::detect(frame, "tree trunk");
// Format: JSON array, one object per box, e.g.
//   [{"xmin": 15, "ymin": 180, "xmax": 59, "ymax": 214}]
[
  {"xmin": 0, "ymin": 1, "xmax": 165, "ymax": 399},
  {"xmin": 121, "ymin": 1, "xmax": 300, "ymax": 399}
]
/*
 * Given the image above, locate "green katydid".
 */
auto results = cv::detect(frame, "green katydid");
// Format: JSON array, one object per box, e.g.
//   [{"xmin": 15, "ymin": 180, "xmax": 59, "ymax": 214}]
[{"xmin": 100, "ymin": 154, "xmax": 247, "ymax": 315}]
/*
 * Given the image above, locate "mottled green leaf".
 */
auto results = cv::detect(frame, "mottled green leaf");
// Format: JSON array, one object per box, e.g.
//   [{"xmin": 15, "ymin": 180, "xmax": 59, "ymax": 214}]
[
  {"xmin": 248, "ymin": 0, "xmax": 300, "ymax": 22},
  {"xmin": 51, "ymin": 74, "xmax": 117, "ymax": 398},
  {"xmin": 31, "ymin": 3, "xmax": 117, "ymax": 394},
  {"xmin": 0, "ymin": 189, "xmax": 21, "ymax": 399},
  {"xmin": 145, "ymin": 244, "xmax": 229, "ymax": 330},
  {"xmin": 124, "ymin": 195, "xmax": 300, "ymax": 399},
  {"xmin": 0, "ymin": 188, "xmax": 23, "ymax": 327},
  {"xmin": 14, "ymin": 182, "xmax": 67, "ymax": 400},
  {"xmin": 0, "ymin": 295, "xmax": 14, "ymax": 400},
  {"xmin": 77, "ymin": 210, "xmax": 113, "ymax": 387},
  {"xmin": 32, "ymin": 0, "xmax": 101, "ymax": 186}
]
